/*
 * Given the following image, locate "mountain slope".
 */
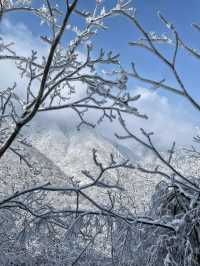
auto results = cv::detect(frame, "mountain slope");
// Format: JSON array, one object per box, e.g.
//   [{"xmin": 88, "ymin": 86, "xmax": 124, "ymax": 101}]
[
  {"xmin": 26, "ymin": 123, "xmax": 163, "ymax": 211},
  {"xmin": 0, "ymin": 143, "xmax": 67, "ymax": 191},
  {"xmin": 2, "ymin": 121, "xmax": 199, "ymax": 213}
]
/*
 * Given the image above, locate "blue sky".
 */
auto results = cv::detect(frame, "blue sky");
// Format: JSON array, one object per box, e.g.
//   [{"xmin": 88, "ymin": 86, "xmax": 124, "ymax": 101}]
[
  {"xmin": 8, "ymin": 0, "xmax": 200, "ymax": 103},
  {"xmin": 2, "ymin": 0, "xmax": 200, "ymax": 147}
]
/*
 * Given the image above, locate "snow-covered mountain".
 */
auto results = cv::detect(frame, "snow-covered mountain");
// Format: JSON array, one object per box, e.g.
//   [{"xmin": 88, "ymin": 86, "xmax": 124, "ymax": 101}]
[
  {"xmin": 23, "ymin": 121, "xmax": 163, "ymax": 211},
  {"xmin": 3, "ymin": 120, "xmax": 198, "ymax": 213},
  {"xmin": 27, "ymin": 122, "xmax": 125, "ymax": 181},
  {"xmin": 0, "ymin": 142, "xmax": 67, "ymax": 195}
]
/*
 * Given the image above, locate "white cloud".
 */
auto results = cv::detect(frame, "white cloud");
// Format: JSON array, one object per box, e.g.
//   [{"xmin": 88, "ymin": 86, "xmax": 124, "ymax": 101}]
[
  {"xmin": 98, "ymin": 87, "xmax": 196, "ymax": 150},
  {"xmin": 1, "ymin": 19, "xmax": 47, "ymax": 57},
  {"xmin": 133, "ymin": 88, "xmax": 195, "ymax": 146},
  {"xmin": 0, "ymin": 18, "xmax": 47, "ymax": 97},
  {"xmin": 86, "ymin": 86, "xmax": 196, "ymax": 153}
]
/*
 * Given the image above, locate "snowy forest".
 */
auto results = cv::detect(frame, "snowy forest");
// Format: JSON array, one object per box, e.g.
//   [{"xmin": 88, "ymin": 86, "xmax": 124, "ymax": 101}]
[{"xmin": 1, "ymin": 0, "xmax": 200, "ymax": 265}]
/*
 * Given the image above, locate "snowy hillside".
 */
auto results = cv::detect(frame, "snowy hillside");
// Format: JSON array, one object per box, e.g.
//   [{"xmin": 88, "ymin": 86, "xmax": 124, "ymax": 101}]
[
  {"xmin": 3, "ymin": 120, "xmax": 198, "ymax": 213},
  {"xmin": 24, "ymin": 122, "xmax": 163, "ymax": 212},
  {"xmin": 0, "ymin": 145, "xmax": 67, "ymax": 188},
  {"xmin": 28, "ymin": 122, "xmax": 126, "ymax": 182}
]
